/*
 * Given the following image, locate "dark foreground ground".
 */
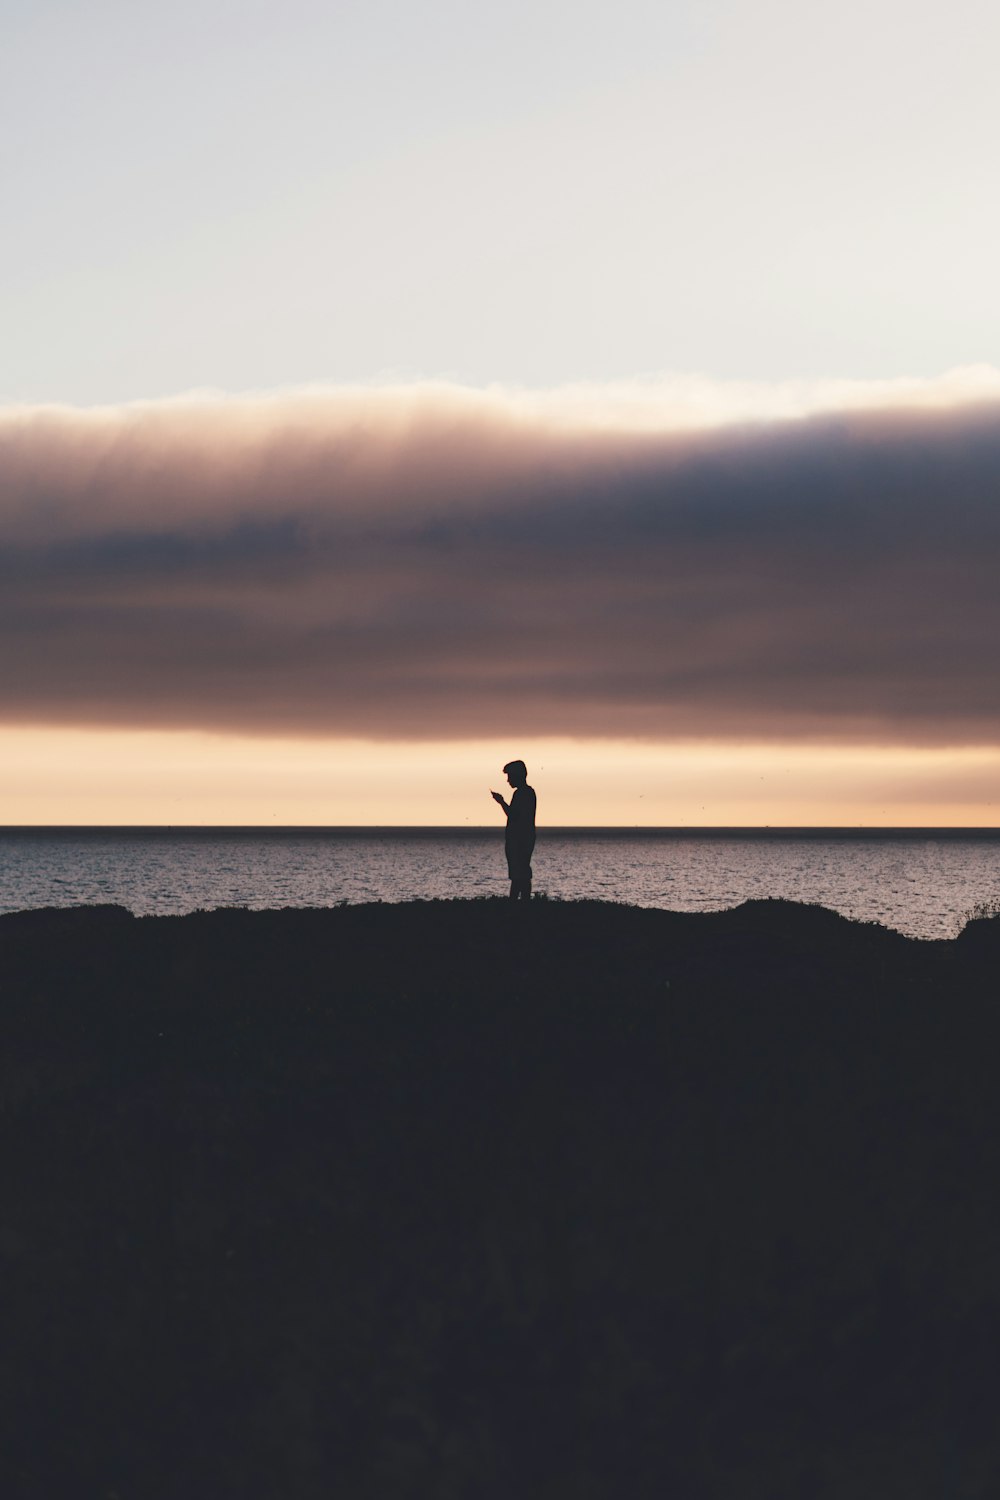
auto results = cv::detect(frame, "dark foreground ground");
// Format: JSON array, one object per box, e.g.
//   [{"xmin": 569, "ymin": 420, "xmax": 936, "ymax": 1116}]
[{"xmin": 2, "ymin": 897, "xmax": 1000, "ymax": 1498}]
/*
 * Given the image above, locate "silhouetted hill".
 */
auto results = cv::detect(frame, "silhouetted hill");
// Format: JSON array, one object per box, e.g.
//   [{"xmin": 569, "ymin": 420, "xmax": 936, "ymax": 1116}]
[{"xmin": 2, "ymin": 898, "xmax": 1000, "ymax": 1497}]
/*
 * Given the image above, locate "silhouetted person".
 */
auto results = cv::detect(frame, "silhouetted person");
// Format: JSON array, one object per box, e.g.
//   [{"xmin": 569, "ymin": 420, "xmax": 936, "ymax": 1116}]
[{"xmin": 491, "ymin": 759, "xmax": 536, "ymax": 900}]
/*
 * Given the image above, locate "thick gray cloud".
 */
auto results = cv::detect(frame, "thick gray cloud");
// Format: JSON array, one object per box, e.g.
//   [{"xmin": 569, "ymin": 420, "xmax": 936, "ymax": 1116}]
[{"xmin": 2, "ymin": 387, "xmax": 1000, "ymax": 744}]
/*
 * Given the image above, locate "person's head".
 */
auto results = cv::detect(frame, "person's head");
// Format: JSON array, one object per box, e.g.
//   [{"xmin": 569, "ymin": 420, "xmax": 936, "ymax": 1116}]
[{"xmin": 503, "ymin": 759, "xmax": 527, "ymax": 788}]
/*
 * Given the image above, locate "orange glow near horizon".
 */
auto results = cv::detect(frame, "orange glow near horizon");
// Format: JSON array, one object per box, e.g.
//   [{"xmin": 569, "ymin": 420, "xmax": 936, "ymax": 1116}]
[{"xmin": 0, "ymin": 726, "xmax": 998, "ymax": 828}]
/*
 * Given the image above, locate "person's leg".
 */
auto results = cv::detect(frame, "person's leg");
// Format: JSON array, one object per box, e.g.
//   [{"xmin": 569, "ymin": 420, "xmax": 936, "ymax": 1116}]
[{"xmin": 508, "ymin": 856, "xmax": 533, "ymax": 900}]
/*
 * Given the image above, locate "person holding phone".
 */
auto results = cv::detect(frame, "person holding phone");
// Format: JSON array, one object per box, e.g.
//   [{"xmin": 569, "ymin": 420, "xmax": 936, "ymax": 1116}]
[{"xmin": 490, "ymin": 759, "xmax": 537, "ymax": 901}]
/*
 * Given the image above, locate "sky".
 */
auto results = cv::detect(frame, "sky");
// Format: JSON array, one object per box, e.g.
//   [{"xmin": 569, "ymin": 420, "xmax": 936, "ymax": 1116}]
[{"xmin": 2, "ymin": 0, "xmax": 999, "ymax": 824}]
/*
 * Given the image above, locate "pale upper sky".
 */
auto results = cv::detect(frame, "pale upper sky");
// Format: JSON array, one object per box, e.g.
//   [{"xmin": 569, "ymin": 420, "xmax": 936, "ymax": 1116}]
[{"xmin": 3, "ymin": 0, "xmax": 999, "ymax": 404}]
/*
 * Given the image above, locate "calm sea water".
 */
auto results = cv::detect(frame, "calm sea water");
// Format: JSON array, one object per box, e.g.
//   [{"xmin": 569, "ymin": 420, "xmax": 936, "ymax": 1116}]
[{"xmin": 1, "ymin": 827, "xmax": 999, "ymax": 939}]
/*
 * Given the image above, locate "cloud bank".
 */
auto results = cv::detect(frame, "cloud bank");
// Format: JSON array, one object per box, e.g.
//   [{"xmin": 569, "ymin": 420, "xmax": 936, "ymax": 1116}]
[{"xmin": 3, "ymin": 375, "xmax": 1000, "ymax": 745}]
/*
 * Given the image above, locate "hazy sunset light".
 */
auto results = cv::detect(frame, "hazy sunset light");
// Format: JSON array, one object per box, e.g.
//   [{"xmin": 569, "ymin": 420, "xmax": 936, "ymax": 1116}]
[{"xmin": 2, "ymin": 727, "xmax": 1000, "ymax": 828}]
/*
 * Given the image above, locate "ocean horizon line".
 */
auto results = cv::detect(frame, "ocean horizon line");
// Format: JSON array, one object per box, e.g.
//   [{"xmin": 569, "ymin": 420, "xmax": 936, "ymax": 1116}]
[{"xmin": 2, "ymin": 825, "xmax": 1000, "ymax": 841}]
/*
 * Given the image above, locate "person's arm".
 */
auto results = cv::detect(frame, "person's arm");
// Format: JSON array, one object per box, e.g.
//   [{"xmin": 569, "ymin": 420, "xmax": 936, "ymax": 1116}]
[{"xmin": 490, "ymin": 790, "xmax": 510, "ymax": 817}]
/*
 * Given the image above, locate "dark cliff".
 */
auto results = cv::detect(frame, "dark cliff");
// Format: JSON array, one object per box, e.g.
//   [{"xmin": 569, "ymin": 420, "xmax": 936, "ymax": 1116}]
[{"xmin": 2, "ymin": 898, "xmax": 999, "ymax": 1497}]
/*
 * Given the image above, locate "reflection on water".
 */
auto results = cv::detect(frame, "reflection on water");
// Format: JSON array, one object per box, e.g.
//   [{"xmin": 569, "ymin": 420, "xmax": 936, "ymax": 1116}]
[{"xmin": 1, "ymin": 828, "xmax": 999, "ymax": 940}]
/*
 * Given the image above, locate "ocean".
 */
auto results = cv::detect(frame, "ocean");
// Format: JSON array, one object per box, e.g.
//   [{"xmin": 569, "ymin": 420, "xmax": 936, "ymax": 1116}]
[{"xmin": 1, "ymin": 827, "xmax": 999, "ymax": 939}]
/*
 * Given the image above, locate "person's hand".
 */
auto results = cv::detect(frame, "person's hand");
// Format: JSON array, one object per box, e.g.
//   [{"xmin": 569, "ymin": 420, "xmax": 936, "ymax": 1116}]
[{"xmin": 490, "ymin": 790, "xmax": 504, "ymax": 804}]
